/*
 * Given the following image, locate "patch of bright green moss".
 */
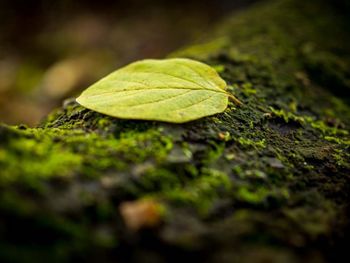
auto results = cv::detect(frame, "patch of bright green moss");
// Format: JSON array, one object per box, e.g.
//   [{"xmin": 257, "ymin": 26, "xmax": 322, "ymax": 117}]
[
  {"xmin": 270, "ymin": 107, "xmax": 305, "ymax": 124},
  {"xmin": 159, "ymin": 168, "xmax": 232, "ymax": 215},
  {"xmin": 308, "ymin": 119, "xmax": 348, "ymax": 136},
  {"xmin": 0, "ymin": 136, "xmax": 82, "ymax": 189},
  {"xmin": 237, "ymin": 137, "xmax": 266, "ymax": 149},
  {"xmin": 324, "ymin": 136, "xmax": 350, "ymax": 146},
  {"xmin": 0, "ymin": 125, "xmax": 173, "ymax": 190}
]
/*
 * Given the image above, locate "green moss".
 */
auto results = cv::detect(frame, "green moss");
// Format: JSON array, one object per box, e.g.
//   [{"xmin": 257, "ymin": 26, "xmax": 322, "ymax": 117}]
[
  {"xmin": 333, "ymin": 149, "xmax": 350, "ymax": 167},
  {"xmin": 308, "ymin": 119, "xmax": 348, "ymax": 136},
  {"xmin": 240, "ymin": 82, "xmax": 257, "ymax": 96},
  {"xmin": 269, "ymin": 107, "xmax": 305, "ymax": 124},
  {"xmin": 233, "ymin": 166, "xmax": 266, "ymax": 179},
  {"xmin": 324, "ymin": 136, "xmax": 350, "ymax": 146},
  {"xmin": 237, "ymin": 137, "xmax": 266, "ymax": 149},
  {"xmin": 0, "ymin": 124, "xmax": 173, "ymax": 191},
  {"xmin": 169, "ymin": 37, "xmax": 229, "ymax": 60},
  {"xmin": 0, "ymin": 135, "xmax": 82, "ymax": 189},
  {"xmin": 283, "ymin": 202, "xmax": 336, "ymax": 238},
  {"xmin": 236, "ymin": 187, "xmax": 269, "ymax": 205},
  {"xmin": 160, "ymin": 168, "xmax": 232, "ymax": 215}
]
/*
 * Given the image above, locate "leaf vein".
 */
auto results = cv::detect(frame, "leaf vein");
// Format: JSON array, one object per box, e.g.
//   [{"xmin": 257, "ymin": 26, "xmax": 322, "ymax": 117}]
[
  {"xmin": 173, "ymin": 61, "xmax": 217, "ymax": 89},
  {"xmin": 125, "ymin": 90, "xmax": 192, "ymax": 107},
  {"xmin": 171, "ymin": 93, "xmax": 217, "ymax": 112},
  {"xmin": 128, "ymin": 71, "xmax": 217, "ymax": 91}
]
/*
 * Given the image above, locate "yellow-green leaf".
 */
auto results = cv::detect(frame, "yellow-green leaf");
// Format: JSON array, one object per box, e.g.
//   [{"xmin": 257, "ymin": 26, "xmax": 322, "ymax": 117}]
[{"xmin": 76, "ymin": 58, "xmax": 237, "ymax": 123}]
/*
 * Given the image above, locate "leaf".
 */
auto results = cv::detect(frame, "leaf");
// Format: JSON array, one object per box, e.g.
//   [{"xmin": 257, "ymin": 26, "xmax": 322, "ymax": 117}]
[{"xmin": 76, "ymin": 58, "xmax": 238, "ymax": 123}]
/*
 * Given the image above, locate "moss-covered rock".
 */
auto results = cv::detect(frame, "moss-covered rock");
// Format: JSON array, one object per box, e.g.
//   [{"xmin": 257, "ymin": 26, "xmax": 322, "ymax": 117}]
[{"xmin": 1, "ymin": 0, "xmax": 350, "ymax": 262}]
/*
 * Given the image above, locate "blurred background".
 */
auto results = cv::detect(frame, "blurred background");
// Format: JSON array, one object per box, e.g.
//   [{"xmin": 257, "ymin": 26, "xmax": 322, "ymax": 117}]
[{"xmin": 0, "ymin": 0, "xmax": 257, "ymax": 126}]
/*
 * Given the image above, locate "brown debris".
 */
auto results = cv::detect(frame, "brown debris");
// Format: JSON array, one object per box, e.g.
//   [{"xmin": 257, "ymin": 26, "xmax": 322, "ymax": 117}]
[{"xmin": 119, "ymin": 199, "xmax": 163, "ymax": 231}]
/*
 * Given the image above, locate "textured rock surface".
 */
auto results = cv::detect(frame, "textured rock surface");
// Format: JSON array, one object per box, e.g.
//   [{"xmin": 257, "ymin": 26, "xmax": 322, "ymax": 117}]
[{"xmin": 0, "ymin": 0, "xmax": 350, "ymax": 262}]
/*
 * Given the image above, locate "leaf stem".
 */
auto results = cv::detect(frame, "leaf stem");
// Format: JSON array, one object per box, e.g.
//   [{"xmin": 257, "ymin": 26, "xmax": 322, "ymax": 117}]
[{"xmin": 228, "ymin": 94, "xmax": 242, "ymax": 106}]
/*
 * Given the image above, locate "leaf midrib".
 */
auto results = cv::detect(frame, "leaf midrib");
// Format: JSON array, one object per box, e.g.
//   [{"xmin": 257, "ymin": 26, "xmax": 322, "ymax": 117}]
[
  {"xmin": 117, "ymin": 90, "xmax": 193, "ymax": 108},
  {"xmin": 82, "ymin": 86, "xmax": 228, "ymax": 99},
  {"xmin": 101, "ymin": 91, "xmax": 220, "ymax": 112}
]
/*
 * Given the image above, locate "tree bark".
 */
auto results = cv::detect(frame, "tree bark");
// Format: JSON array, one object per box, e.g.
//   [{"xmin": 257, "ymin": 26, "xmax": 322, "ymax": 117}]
[{"xmin": 1, "ymin": 0, "xmax": 350, "ymax": 262}]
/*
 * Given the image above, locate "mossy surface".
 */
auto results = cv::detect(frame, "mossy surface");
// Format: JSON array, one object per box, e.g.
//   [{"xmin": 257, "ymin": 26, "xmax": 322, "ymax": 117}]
[{"xmin": 1, "ymin": 0, "xmax": 350, "ymax": 262}]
